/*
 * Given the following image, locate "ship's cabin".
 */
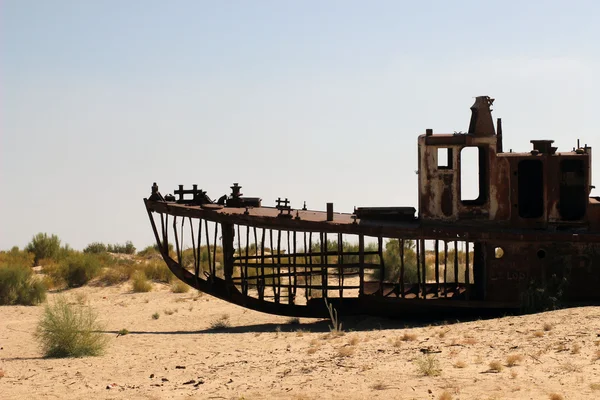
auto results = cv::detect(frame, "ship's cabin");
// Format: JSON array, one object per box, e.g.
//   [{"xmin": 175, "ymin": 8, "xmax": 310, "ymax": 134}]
[{"xmin": 417, "ymin": 96, "xmax": 599, "ymax": 230}]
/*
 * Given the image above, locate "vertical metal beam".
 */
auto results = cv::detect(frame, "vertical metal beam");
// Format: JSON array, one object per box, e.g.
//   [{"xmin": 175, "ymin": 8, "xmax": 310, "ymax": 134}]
[
  {"xmin": 421, "ymin": 239, "xmax": 426, "ymax": 298},
  {"xmin": 378, "ymin": 236, "xmax": 385, "ymax": 294},
  {"xmin": 416, "ymin": 238, "xmax": 421, "ymax": 299},
  {"xmin": 434, "ymin": 240, "xmax": 440, "ymax": 297},
  {"xmin": 173, "ymin": 216, "xmax": 181, "ymax": 265},
  {"xmin": 358, "ymin": 234, "xmax": 365, "ymax": 297},
  {"xmin": 204, "ymin": 220, "xmax": 212, "ymax": 282},
  {"xmin": 443, "ymin": 241, "xmax": 448, "ymax": 298},
  {"xmin": 465, "ymin": 241, "xmax": 470, "ymax": 300},
  {"xmin": 259, "ymin": 228, "xmax": 266, "ymax": 300},
  {"xmin": 338, "ymin": 233, "xmax": 343, "ymax": 298},
  {"xmin": 399, "ymin": 238, "xmax": 405, "ymax": 298},
  {"xmin": 321, "ymin": 232, "xmax": 327, "ymax": 299},
  {"xmin": 244, "ymin": 225, "xmax": 250, "ymax": 295},
  {"xmin": 195, "ymin": 218, "xmax": 202, "ymax": 283},
  {"xmin": 221, "ymin": 222, "xmax": 234, "ymax": 283},
  {"xmin": 453, "ymin": 240, "xmax": 459, "ymax": 288}
]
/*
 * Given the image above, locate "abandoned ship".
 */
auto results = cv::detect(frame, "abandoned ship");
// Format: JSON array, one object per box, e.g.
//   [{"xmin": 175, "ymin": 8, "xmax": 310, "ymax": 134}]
[{"xmin": 144, "ymin": 96, "xmax": 600, "ymax": 318}]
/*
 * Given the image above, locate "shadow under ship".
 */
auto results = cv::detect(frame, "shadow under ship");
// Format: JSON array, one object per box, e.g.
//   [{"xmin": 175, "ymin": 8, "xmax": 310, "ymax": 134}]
[{"xmin": 144, "ymin": 96, "xmax": 600, "ymax": 318}]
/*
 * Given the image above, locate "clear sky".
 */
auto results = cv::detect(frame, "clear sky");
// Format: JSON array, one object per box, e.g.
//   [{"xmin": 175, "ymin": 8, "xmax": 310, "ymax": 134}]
[{"xmin": 2, "ymin": 0, "xmax": 599, "ymax": 250}]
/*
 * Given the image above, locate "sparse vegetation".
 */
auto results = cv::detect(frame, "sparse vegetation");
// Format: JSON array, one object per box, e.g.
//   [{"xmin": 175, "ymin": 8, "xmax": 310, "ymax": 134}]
[
  {"xmin": 335, "ymin": 346, "xmax": 355, "ymax": 358},
  {"xmin": 131, "ymin": 271, "xmax": 152, "ymax": 292},
  {"xmin": 506, "ymin": 354, "xmax": 523, "ymax": 367},
  {"xmin": 324, "ymin": 297, "xmax": 343, "ymax": 333},
  {"xmin": 488, "ymin": 360, "xmax": 503, "ymax": 372},
  {"xmin": 117, "ymin": 328, "xmax": 129, "ymax": 336},
  {"xmin": 171, "ymin": 281, "xmax": 190, "ymax": 293},
  {"xmin": 453, "ymin": 360, "xmax": 467, "ymax": 368},
  {"xmin": 144, "ymin": 260, "xmax": 174, "ymax": 283},
  {"xmin": 35, "ymin": 296, "xmax": 108, "ymax": 358},
  {"xmin": 548, "ymin": 394, "xmax": 564, "ymax": 400},
  {"xmin": 83, "ymin": 242, "xmax": 108, "ymax": 254},
  {"xmin": 370, "ymin": 381, "xmax": 388, "ymax": 390},
  {"xmin": 26, "ymin": 233, "xmax": 62, "ymax": 265},
  {"xmin": 533, "ymin": 331, "xmax": 545, "ymax": 338},
  {"xmin": 286, "ymin": 317, "xmax": 300, "ymax": 325},
  {"xmin": 415, "ymin": 354, "xmax": 441, "ymax": 376},
  {"xmin": 210, "ymin": 314, "xmax": 231, "ymax": 329},
  {"xmin": 53, "ymin": 253, "xmax": 101, "ymax": 288},
  {"xmin": 401, "ymin": 332, "xmax": 417, "ymax": 341},
  {"xmin": 590, "ymin": 383, "xmax": 600, "ymax": 391},
  {"xmin": 439, "ymin": 391, "xmax": 453, "ymax": 400},
  {"xmin": 543, "ymin": 322, "xmax": 554, "ymax": 331},
  {"xmin": 0, "ymin": 249, "xmax": 46, "ymax": 305},
  {"xmin": 152, "ymin": 312, "xmax": 160, "ymax": 320},
  {"xmin": 571, "ymin": 342, "xmax": 581, "ymax": 354}
]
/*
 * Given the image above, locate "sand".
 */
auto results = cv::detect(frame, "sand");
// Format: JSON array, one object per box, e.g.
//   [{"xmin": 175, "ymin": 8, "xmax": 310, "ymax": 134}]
[{"xmin": 1, "ymin": 283, "xmax": 600, "ymax": 400}]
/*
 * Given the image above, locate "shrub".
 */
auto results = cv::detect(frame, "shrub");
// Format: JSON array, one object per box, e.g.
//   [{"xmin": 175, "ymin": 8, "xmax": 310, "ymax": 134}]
[
  {"xmin": 415, "ymin": 354, "xmax": 441, "ymax": 376},
  {"xmin": 171, "ymin": 281, "xmax": 190, "ymax": 293},
  {"xmin": 131, "ymin": 271, "xmax": 152, "ymax": 292},
  {"xmin": 107, "ymin": 241, "xmax": 136, "ymax": 255},
  {"xmin": 152, "ymin": 312, "xmax": 160, "ymax": 320},
  {"xmin": 56, "ymin": 253, "xmax": 101, "ymax": 288},
  {"xmin": 144, "ymin": 260, "xmax": 174, "ymax": 283},
  {"xmin": 506, "ymin": 354, "xmax": 523, "ymax": 367},
  {"xmin": 488, "ymin": 360, "xmax": 503, "ymax": 372},
  {"xmin": 26, "ymin": 233, "xmax": 61, "ymax": 265},
  {"xmin": 210, "ymin": 314, "xmax": 231, "ymax": 329},
  {"xmin": 0, "ymin": 259, "xmax": 46, "ymax": 305},
  {"xmin": 83, "ymin": 242, "xmax": 107, "ymax": 254},
  {"xmin": 35, "ymin": 296, "xmax": 108, "ymax": 358}
]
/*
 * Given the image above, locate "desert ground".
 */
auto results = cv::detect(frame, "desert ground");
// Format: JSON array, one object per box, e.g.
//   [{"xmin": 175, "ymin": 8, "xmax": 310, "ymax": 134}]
[{"xmin": 1, "ymin": 283, "xmax": 600, "ymax": 400}]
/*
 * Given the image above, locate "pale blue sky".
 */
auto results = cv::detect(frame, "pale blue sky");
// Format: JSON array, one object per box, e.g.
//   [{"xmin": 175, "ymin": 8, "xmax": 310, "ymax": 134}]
[{"xmin": 2, "ymin": 0, "xmax": 599, "ymax": 250}]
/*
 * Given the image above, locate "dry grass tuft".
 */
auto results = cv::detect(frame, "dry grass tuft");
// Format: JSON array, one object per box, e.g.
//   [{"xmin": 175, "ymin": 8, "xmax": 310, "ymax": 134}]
[
  {"xmin": 510, "ymin": 370, "xmax": 518, "ymax": 379},
  {"xmin": 561, "ymin": 362, "xmax": 583, "ymax": 373},
  {"xmin": 131, "ymin": 271, "xmax": 152, "ymax": 293},
  {"xmin": 170, "ymin": 281, "xmax": 190, "ymax": 293},
  {"xmin": 401, "ymin": 332, "xmax": 417, "ymax": 342},
  {"xmin": 533, "ymin": 331, "xmax": 545, "ymax": 338},
  {"xmin": 209, "ymin": 314, "xmax": 231, "ymax": 330},
  {"xmin": 439, "ymin": 391, "xmax": 453, "ymax": 400},
  {"xmin": 295, "ymin": 329, "xmax": 306, "ymax": 337},
  {"xmin": 543, "ymin": 322, "xmax": 554, "ymax": 331},
  {"xmin": 438, "ymin": 329, "xmax": 450, "ymax": 339},
  {"xmin": 548, "ymin": 393, "xmax": 564, "ymax": 400},
  {"xmin": 335, "ymin": 346, "xmax": 355, "ymax": 358},
  {"xmin": 462, "ymin": 337, "xmax": 478, "ymax": 345},
  {"xmin": 370, "ymin": 381, "xmax": 388, "ymax": 390},
  {"xmin": 488, "ymin": 360, "xmax": 503, "ymax": 372},
  {"xmin": 506, "ymin": 354, "xmax": 524, "ymax": 367},
  {"xmin": 347, "ymin": 335, "xmax": 359, "ymax": 346},
  {"xmin": 453, "ymin": 360, "xmax": 467, "ymax": 368},
  {"xmin": 415, "ymin": 354, "xmax": 441, "ymax": 376},
  {"xmin": 286, "ymin": 317, "xmax": 300, "ymax": 325},
  {"xmin": 590, "ymin": 383, "xmax": 600, "ymax": 391},
  {"xmin": 571, "ymin": 343, "xmax": 581, "ymax": 354}
]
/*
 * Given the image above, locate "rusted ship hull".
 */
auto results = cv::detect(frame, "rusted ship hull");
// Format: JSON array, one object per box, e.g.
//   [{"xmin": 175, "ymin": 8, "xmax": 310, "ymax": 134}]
[{"xmin": 144, "ymin": 96, "xmax": 600, "ymax": 318}]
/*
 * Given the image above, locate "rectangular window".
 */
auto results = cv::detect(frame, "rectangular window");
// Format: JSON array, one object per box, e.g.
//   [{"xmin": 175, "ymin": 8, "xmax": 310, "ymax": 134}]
[
  {"xmin": 518, "ymin": 160, "xmax": 544, "ymax": 218},
  {"xmin": 437, "ymin": 148, "xmax": 453, "ymax": 169}
]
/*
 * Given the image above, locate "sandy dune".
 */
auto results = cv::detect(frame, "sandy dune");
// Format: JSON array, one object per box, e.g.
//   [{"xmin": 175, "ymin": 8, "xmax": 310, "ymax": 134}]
[{"xmin": 1, "ymin": 284, "xmax": 600, "ymax": 399}]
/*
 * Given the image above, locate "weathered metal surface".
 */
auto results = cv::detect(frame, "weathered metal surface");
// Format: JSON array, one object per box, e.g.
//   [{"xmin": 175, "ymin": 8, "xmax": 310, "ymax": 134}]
[{"xmin": 144, "ymin": 96, "xmax": 600, "ymax": 318}]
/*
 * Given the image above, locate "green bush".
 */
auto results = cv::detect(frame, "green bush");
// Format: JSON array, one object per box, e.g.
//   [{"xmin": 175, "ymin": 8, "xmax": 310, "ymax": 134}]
[
  {"xmin": 144, "ymin": 260, "xmax": 174, "ymax": 283},
  {"xmin": 57, "ymin": 253, "xmax": 101, "ymax": 288},
  {"xmin": 83, "ymin": 242, "xmax": 107, "ymax": 254},
  {"xmin": 131, "ymin": 271, "xmax": 152, "ymax": 292},
  {"xmin": 107, "ymin": 241, "xmax": 136, "ymax": 255},
  {"xmin": 35, "ymin": 296, "xmax": 108, "ymax": 358},
  {"xmin": 0, "ymin": 250, "xmax": 46, "ymax": 305},
  {"xmin": 26, "ymin": 233, "xmax": 61, "ymax": 265},
  {"xmin": 171, "ymin": 280, "xmax": 190, "ymax": 293}
]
